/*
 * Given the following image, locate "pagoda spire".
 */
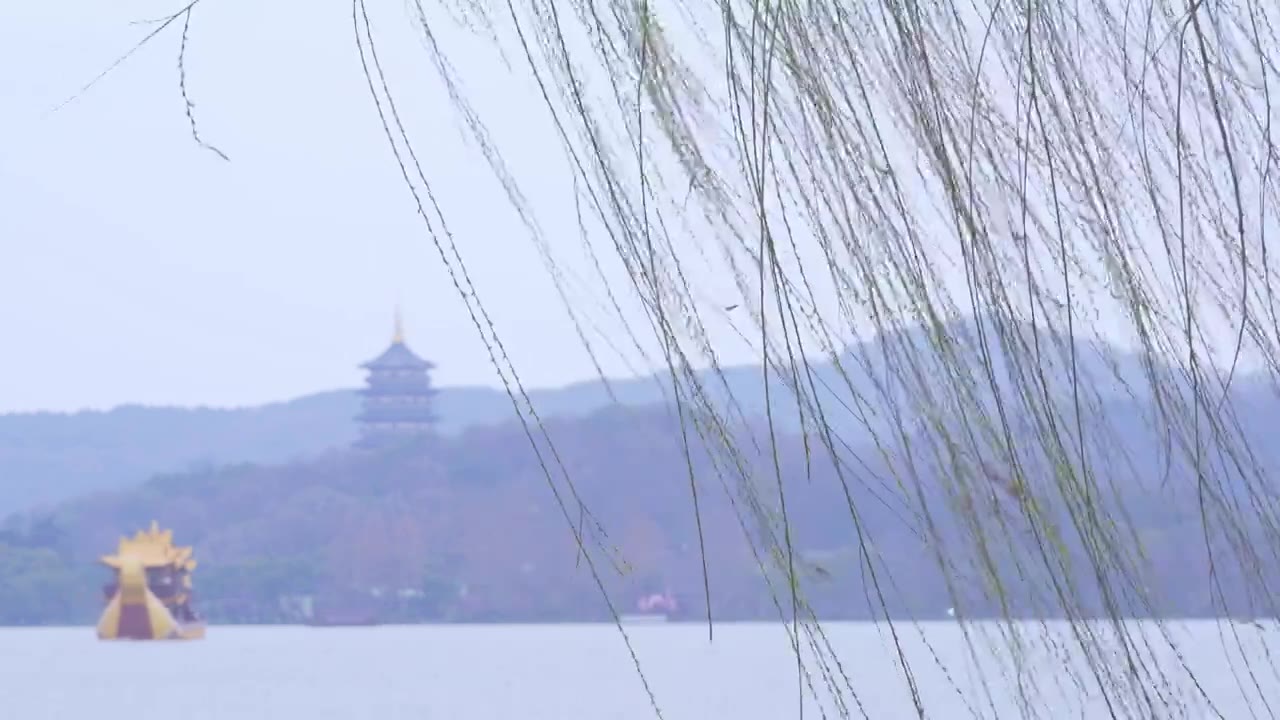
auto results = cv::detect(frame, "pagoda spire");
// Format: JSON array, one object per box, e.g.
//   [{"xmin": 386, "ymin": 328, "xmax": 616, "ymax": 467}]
[{"xmin": 357, "ymin": 307, "xmax": 437, "ymax": 449}]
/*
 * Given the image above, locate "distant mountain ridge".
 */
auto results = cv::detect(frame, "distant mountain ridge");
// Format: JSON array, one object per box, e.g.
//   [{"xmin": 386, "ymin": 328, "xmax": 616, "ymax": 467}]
[
  {"xmin": 0, "ymin": 380, "xmax": 667, "ymax": 515},
  {"xmin": 3, "ymin": 316, "xmax": 1280, "ymax": 624},
  {"xmin": 0, "ymin": 316, "xmax": 1260, "ymax": 515},
  {"xmin": 5, "ymin": 384, "xmax": 1277, "ymax": 626}
]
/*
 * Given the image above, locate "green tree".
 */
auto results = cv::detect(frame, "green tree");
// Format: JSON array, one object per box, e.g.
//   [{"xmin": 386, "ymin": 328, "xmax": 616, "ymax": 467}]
[{"xmin": 0, "ymin": 544, "xmax": 90, "ymax": 625}]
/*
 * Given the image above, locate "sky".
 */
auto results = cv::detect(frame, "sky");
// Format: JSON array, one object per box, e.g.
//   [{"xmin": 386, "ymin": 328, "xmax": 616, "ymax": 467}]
[
  {"xmin": 0, "ymin": 0, "xmax": 677, "ymax": 413},
  {"xmin": 2, "ymin": 1, "xmax": 1272, "ymax": 414}
]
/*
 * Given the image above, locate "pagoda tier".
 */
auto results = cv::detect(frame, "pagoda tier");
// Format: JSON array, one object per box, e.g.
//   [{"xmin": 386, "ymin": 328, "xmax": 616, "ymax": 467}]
[
  {"xmin": 360, "ymin": 375, "xmax": 433, "ymax": 394},
  {"xmin": 356, "ymin": 310, "xmax": 438, "ymax": 448}
]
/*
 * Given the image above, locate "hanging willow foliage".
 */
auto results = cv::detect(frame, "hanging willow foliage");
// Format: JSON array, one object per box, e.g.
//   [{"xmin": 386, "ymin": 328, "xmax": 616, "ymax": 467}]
[{"xmin": 77, "ymin": 0, "xmax": 1280, "ymax": 716}]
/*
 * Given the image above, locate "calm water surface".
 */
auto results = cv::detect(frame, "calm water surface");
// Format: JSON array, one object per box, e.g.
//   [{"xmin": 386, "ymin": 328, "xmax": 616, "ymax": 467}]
[{"xmin": 3, "ymin": 621, "xmax": 1277, "ymax": 719}]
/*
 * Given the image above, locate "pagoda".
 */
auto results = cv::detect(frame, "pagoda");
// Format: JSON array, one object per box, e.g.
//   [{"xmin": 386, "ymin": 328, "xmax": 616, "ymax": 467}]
[{"xmin": 356, "ymin": 308, "xmax": 438, "ymax": 448}]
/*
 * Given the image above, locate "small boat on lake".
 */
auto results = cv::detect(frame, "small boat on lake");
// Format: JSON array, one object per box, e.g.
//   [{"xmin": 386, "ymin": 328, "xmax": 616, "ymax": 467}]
[
  {"xmin": 620, "ymin": 589, "xmax": 678, "ymax": 624},
  {"xmin": 96, "ymin": 521, "xmax": 205, "ymax": 641}
]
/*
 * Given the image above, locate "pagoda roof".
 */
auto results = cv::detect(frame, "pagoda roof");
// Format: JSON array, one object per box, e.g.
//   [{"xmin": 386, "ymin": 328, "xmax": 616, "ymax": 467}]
[
  {"xmin": 360, "ymin": 385, "xmax": 434, "ymax": 396},
  {"xmin": 361, "ymin": 340, "xmax": 434, "ymax": 371},
  {"xmin": 357, "ymin": 409, "xmax": 437, "ymax": 423}
]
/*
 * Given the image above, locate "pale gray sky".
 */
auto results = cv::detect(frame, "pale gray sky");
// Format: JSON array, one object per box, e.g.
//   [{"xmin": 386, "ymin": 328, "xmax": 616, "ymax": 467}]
[
  {"xmin": 0, "ymin": 0, "xmax": 677, "ymax": 412},
  {"xmin": 2, "ymin": 1, "xmax": 1270, "ymax": 414}
]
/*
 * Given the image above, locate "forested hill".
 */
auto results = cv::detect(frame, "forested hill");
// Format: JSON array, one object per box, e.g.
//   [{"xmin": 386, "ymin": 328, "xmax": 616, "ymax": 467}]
[
  {"xmin": 0, "ymin": 380, "xmax": 670, "ymax": 515},
  {"xmin": 0, "ymin": 316, "xmax": 1212, "ymax": 515},
  {"xmin": 3, "ymin": 377, "xmax": 1279, "ymax": 626}
]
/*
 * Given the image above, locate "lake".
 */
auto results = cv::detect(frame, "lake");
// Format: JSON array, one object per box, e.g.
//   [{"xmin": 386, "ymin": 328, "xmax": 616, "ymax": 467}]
[{"xmin": 2, "ymin": 621, "xmax": 1277, "ymax": 718}]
